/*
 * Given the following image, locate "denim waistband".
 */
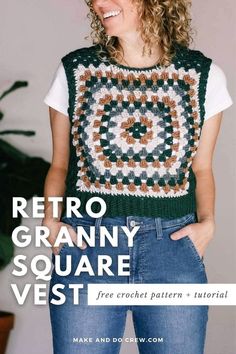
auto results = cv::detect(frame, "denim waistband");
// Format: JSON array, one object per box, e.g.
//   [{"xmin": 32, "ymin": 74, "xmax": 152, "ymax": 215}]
[{"xmin": 61, "ymin": 211, "xmax": 197, "ymax": 234}]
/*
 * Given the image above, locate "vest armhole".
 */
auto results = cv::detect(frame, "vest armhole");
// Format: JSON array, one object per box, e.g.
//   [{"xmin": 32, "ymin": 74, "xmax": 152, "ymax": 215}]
[
  {"xmin": 61, "ymin": 53, "xmax": 77, "ymax": 121},
  {"xmin": 61, "ymin": 46, "xmax": 96, "ymax": 120}
]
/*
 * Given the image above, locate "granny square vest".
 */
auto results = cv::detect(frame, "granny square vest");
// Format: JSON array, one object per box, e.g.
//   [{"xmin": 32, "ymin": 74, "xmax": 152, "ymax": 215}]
[{"xmin": 61, "ymin": 43, "xmax": 212, "ymax": 218}]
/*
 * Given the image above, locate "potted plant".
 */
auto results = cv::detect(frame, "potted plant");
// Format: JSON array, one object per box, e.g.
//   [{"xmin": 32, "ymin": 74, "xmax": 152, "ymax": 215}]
[{"xmin": 0, "ymin": 81, "xmax": 50, "ymax": 354}]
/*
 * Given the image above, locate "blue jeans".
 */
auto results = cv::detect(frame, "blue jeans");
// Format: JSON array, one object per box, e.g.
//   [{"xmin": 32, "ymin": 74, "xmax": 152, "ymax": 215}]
[{"xmin": 49, "ymin": 211, "xmax": 209, "ymax": 354}]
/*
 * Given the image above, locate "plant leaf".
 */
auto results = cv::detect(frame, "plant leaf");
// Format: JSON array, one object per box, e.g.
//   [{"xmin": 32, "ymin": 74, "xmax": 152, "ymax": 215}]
[
  {"xmin": 0, "ymin": 111, "xmax": 4, "ymax": 120},
  {"xmin": 0, "ymin": 233, "xmax": 14, "ymax": 270},
  {"xmin": 0, "ymin": 130, "xmax": 35, "ymax": 136},
  {"xmin": 0, "ymin": 81, "xmax": 28, "ymax": 101}
]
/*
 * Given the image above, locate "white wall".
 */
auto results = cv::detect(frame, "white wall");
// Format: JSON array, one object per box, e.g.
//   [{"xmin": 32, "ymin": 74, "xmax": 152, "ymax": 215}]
[{"xmin": 0, "ymin": 1, "xmax": 235, "ymax": 353}]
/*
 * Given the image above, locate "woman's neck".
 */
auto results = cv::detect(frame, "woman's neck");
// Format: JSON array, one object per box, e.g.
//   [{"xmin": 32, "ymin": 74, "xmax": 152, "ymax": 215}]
[{"xmin": 115, "ymin": 38, "xmax": 163, "ymax": 68}]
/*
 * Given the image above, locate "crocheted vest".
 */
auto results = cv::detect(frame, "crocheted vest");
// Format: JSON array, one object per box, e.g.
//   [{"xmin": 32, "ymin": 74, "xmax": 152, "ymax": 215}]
[{"xmin": 61, "ymin": 43, "xmax": 212, "ymax": 217}]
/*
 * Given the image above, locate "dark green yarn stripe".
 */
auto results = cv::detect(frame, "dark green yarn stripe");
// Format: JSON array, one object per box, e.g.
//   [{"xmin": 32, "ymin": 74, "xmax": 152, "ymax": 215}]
[
  {"xmin": 198, "ymin": 56, "xmax": 212, "ymax": 131},
  {"xmin": 61, "ymin": 54, "xmax": 79, "ymax": 198},
  {"xmin": 61, "ymin": 56, "xmax": 76, "ymax": 120}
]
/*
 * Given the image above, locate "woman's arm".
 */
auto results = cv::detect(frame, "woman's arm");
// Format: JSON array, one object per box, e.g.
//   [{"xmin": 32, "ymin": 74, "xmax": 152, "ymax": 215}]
[
  {"xmin": 170, "ymin": 111, "xmax": 223, "ymax": 258},
  {"xmin": 41, "ymin": 108, "xmax": 87, "ymax": 253},
  {"xmin": 43, "ymin": 107, "xmax": 70, "ymax": 221},
  {"xmin": 192, "ymin": 111, "xmax": 223, "ymax": 224}
]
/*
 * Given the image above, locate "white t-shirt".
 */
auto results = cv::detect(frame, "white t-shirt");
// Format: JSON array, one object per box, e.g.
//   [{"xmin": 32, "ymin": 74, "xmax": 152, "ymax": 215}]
[{"xmin": 43, "ymin": 61, "xmax": 233, "ymax": 121}]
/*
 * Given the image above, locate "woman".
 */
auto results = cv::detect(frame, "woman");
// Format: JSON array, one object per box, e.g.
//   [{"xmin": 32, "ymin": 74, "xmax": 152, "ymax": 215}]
[{"xmin": 43, "ymin": 0, "xmax": 233, "ymax": 353}]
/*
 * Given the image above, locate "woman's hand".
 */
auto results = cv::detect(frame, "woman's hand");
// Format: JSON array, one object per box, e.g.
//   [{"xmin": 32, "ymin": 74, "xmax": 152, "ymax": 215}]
[
  {"xmin": 170, "ymin": 218, "xmax": 215, "ymax": 258},
  {"xmin": 41, "ymin": 218, "xmax": 87, "ymax": 255}
]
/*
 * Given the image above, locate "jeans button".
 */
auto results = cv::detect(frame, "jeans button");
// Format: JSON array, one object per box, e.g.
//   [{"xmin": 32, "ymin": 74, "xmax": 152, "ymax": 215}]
[{"xmin": 130, "ymin": 220, "xmax": 136, "ymax": 227}]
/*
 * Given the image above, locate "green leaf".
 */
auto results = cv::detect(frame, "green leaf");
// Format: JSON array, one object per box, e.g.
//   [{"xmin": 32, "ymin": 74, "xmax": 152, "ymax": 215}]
[
  {"xmin": 0, "ymin": 233, "xmax": 14, "ymax": 270},
  {"xmin": 0, "ymin": 81, "xmax": 28, "ymax": 101},
  {"xmin": 0, "ymin": 130, "xmax": 35, "ymax": 136},
  {"xmin": 0, "ymin": 111, "xmax": 4, "ymax": 120}
]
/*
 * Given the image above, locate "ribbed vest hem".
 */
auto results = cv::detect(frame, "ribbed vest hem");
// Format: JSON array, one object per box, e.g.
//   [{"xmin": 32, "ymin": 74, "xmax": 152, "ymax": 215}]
[{"xmin": 63, "ymin": 190, "xmax": 196, "ymax": 218}]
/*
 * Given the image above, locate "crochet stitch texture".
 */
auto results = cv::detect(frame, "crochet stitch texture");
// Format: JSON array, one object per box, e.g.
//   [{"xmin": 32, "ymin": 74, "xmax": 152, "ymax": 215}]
[{"xmin": 61, "ymin": 43, "xmax": 212, "ymax": 217}]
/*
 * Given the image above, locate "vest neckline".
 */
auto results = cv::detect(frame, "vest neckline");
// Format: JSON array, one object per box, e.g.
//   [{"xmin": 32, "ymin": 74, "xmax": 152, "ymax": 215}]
[{"xmin": 95, "ymin": 43, "xmax": 185, "ymax": 72}]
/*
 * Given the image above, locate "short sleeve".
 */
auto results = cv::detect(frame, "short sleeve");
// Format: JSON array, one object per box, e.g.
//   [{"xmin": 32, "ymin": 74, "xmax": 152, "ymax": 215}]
[
  {"xmin": 204, "ymin": 63, "xmax": 233, "ymax": 121},
  {"xmin": 43, "ymin": 61, "xmax": 69, "ymax": 116}
]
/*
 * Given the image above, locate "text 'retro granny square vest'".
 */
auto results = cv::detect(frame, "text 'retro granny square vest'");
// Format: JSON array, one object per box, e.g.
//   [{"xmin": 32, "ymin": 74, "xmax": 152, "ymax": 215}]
[{"xmin": 61, "ymin": 43, "xmax": 212, "ymax": 218}]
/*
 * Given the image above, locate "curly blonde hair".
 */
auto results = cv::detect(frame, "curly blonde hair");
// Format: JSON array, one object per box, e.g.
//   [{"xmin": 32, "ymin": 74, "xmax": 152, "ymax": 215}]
[{"xmin": 84, "ymin": 0, "xmax": 194, "ymax": 67}]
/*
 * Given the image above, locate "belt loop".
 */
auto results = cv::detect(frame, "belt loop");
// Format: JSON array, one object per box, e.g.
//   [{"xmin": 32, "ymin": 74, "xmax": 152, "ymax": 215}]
[
  {"xmin": 95, "ymin": 215, "xmax": 103, "ymax": 234},
  {"xmin": 154, "ymin": 217, "xmax": 163, "ymax": 240}
]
